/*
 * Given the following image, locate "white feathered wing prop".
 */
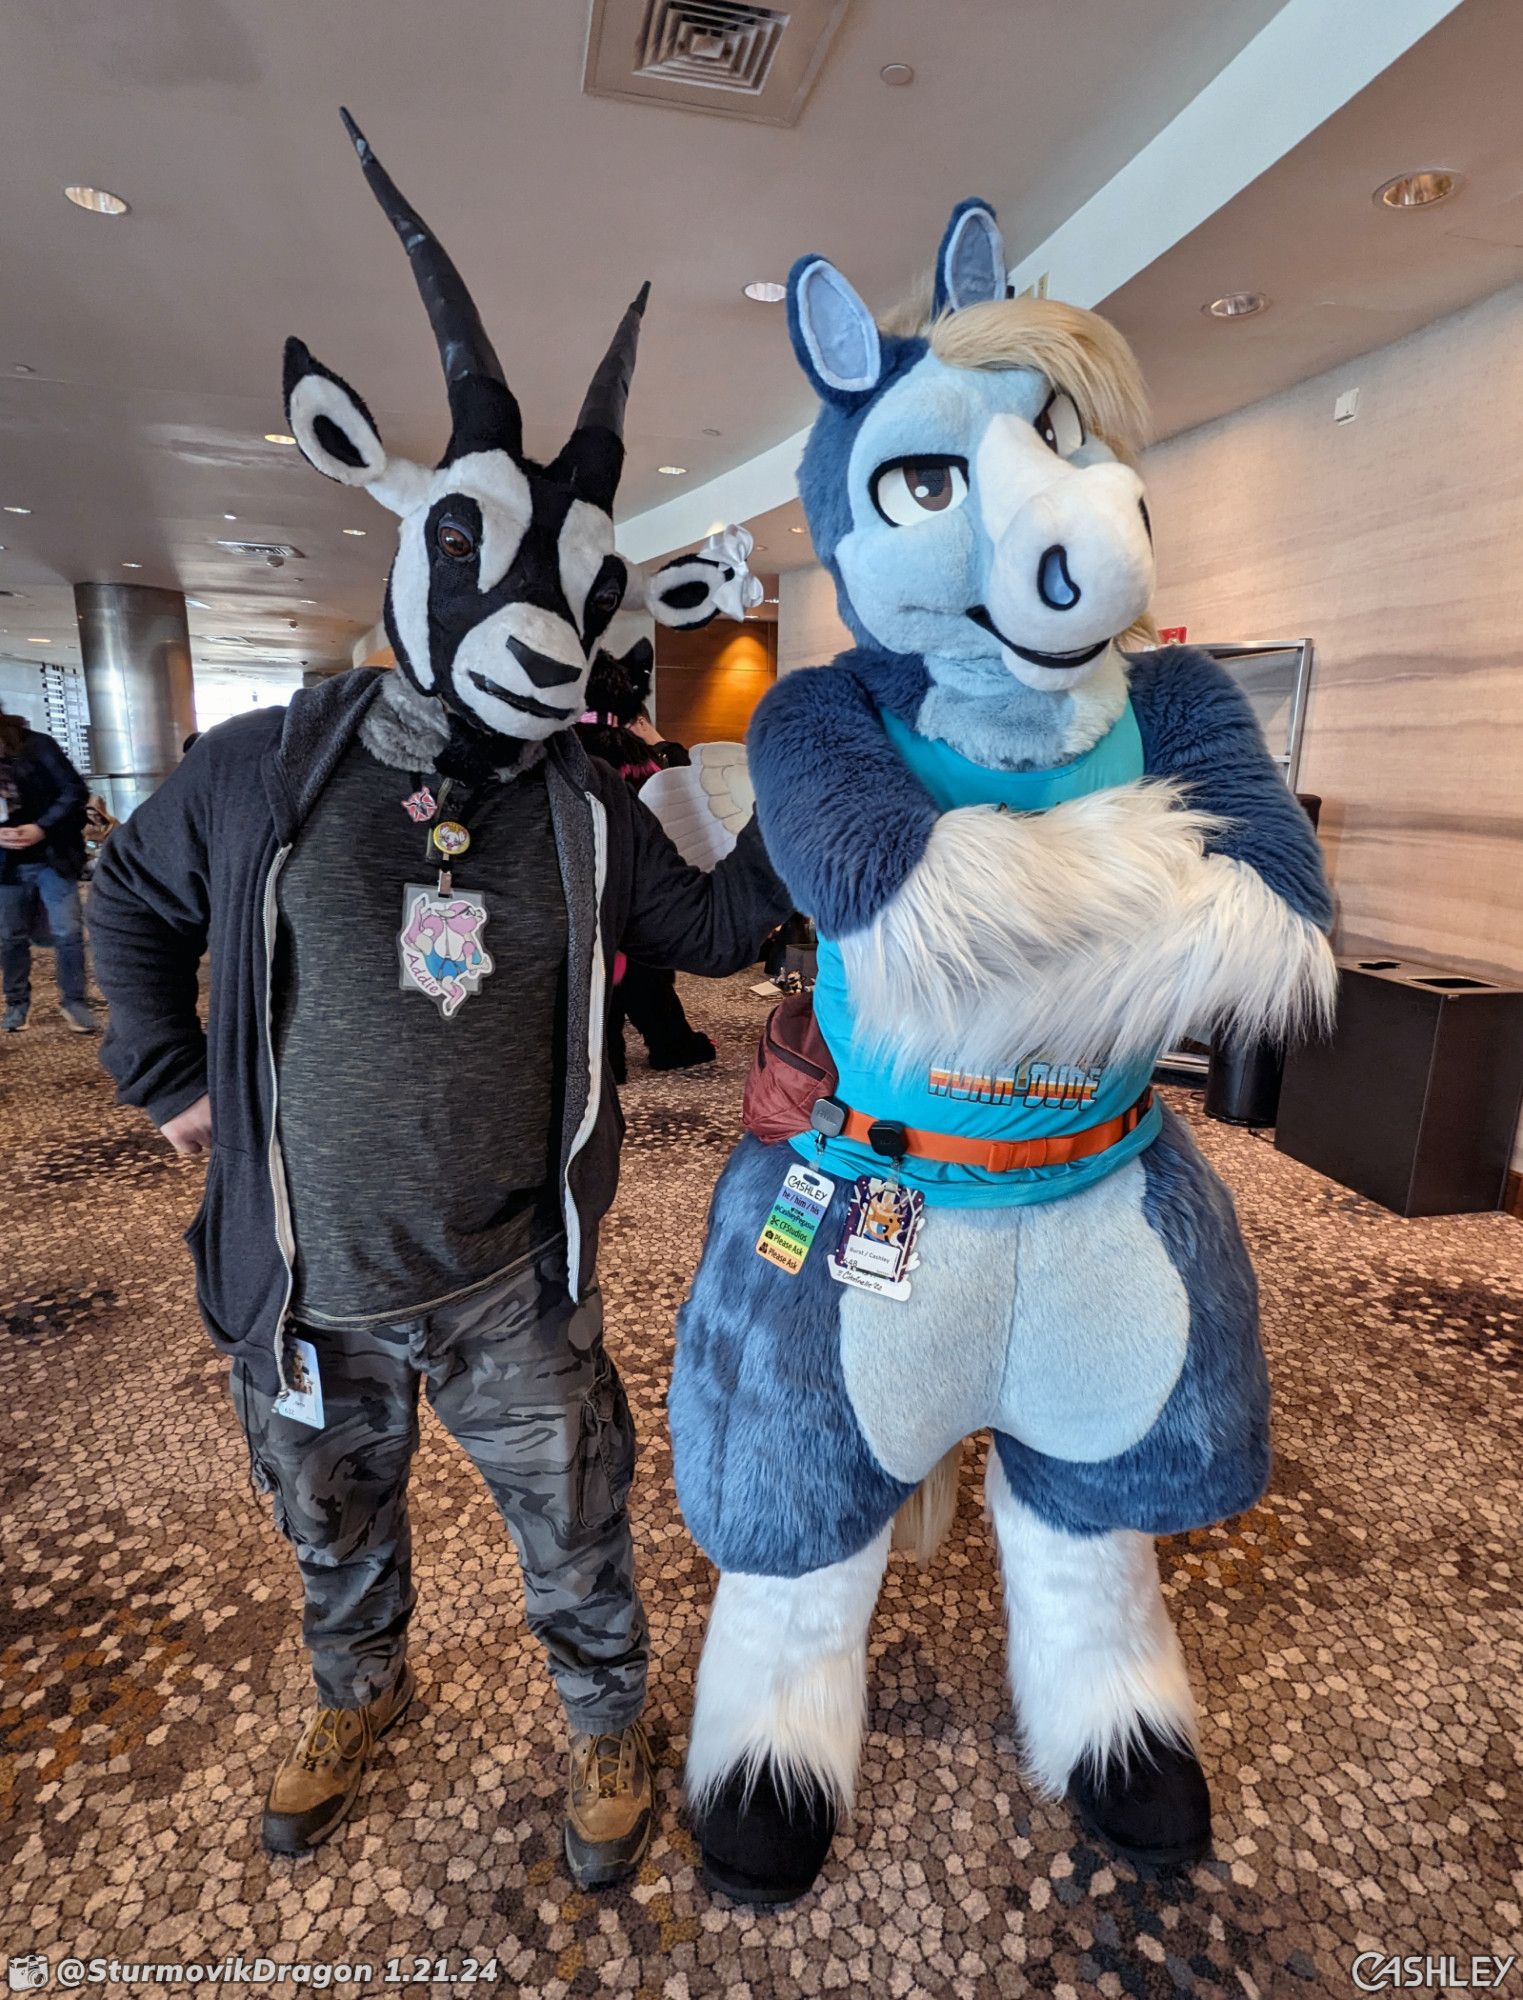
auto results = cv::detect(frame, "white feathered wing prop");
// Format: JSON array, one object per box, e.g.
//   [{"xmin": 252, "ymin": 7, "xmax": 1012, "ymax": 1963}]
[{"xmin": 641, "ymin": 743, "xmax": 755, "ymax": 871}]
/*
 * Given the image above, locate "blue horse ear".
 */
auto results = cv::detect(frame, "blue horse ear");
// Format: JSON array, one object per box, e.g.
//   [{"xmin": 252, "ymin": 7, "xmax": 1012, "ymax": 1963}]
[
  {"xmin": 787, "ymin": 255, "xmax": 883, "ymax": 402},
  {"xmin": 934, "ymin": 199, "xmax": 1008, "ymax": 315}
]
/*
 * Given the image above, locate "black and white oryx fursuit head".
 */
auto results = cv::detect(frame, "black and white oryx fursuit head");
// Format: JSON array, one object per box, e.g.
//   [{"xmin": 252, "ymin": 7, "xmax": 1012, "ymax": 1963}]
[{"xmin": 283, "ymin": 111, "xmax": 739, "ymax": 772}]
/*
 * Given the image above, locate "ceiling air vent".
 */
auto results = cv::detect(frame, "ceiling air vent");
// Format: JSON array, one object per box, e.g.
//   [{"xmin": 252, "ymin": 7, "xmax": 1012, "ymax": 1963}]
[
  {"xmin": 215, "ymin": 539, "xmax": 306, "ymax": 561},
  {"xmin": 583, "ymin": 0, "xmax": 851, "ymax": 127}
]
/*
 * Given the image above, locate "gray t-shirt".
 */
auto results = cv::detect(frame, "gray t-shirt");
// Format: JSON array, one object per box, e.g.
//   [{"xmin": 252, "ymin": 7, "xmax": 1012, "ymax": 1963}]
[{"xmin": 273, "ymin": 741, "xmax": 568, "ymax": 1324}]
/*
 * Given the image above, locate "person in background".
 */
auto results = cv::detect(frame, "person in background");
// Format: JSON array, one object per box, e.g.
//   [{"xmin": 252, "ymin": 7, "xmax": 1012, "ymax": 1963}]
[
  {"xmin": 0, "ymin": 705, "xmax": 95, "ymax": 1034},
  {"xmin": 575, "ymin": 643, "xmax": 717, "ymax": 1081}
]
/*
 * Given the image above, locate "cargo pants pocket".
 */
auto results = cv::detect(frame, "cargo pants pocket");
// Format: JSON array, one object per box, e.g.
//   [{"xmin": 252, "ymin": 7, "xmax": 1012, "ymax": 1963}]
[{"xmin": 577, "ymin": 1355, "xmax": 637, "ymax": 1530}]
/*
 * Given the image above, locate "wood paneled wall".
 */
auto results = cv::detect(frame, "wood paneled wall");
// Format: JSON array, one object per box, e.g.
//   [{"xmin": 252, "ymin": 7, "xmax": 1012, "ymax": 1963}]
[
  {"xmin": 1144, "ymin": 278, "xmax": 1523, "ymax": 1164},
  {"xmin": 654, "ymin": 618, "xmax": 776, "ymax": 747}
]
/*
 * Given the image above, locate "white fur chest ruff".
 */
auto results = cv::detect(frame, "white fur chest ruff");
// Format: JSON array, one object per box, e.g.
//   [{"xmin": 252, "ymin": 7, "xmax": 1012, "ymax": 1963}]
[{"xmin": 836, "ymin": 1157, "xmax": 1190, "ymax": 1482}]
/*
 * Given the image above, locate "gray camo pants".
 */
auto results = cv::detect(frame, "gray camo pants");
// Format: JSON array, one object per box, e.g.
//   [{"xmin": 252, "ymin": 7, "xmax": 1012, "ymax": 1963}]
[{"xmin": 230, "ymin": 1238, "xmax": 647, "ymax": 1730}]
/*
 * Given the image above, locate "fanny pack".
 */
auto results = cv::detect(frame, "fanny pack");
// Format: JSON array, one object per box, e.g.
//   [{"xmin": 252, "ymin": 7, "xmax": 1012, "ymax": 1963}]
[{"xmin": 741, "ymin": 993, "xmax": 838, "ymax": 1146}]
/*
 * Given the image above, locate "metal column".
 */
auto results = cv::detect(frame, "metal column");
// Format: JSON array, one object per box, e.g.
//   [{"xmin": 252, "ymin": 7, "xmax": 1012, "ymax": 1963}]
[{"xmin": 74, "ymin": 582, "xmax": 196, "ymax": 816}]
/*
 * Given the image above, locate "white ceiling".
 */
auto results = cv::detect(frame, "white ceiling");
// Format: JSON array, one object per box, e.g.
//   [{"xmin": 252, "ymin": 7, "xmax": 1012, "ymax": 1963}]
[
  {"xmin": 0, "ymin": 0, "xmax": 1292, "ymax": 678},
  {"xmin": 721, "ymin": 0, "xmax": 1523, "ymax": 578},
  {"xmin": 1105, "ymin": 0, "xmax": 1523, "ymax": 442}
]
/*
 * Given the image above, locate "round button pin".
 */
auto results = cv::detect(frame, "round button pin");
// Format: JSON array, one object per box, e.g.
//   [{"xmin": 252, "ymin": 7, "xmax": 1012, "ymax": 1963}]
[{"xmin": 432, "ymin": 820, "xmax": 471, "ymax": 858}]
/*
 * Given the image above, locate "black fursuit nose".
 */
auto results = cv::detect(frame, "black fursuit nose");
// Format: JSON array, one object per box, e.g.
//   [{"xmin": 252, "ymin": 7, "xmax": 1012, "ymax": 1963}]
[{"xmin": 507, "ymin": 636, "xmax": 582, "ymax": 690}]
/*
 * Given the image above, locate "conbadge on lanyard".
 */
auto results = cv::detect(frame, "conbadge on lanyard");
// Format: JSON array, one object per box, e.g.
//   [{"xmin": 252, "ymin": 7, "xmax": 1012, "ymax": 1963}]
[{"xmin": 397, "ymin": 872, "xmax": 494, "ymax": 1019}]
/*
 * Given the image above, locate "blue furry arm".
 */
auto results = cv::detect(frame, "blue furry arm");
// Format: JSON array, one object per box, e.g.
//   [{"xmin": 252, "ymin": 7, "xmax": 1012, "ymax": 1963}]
[
  {"xmin": 747, "ymin": 662, "xmax": 938, "ymax": 936},
  {"xmin": 1130, "ymin": 646, "xmax": 1333, "ymax": 928}
]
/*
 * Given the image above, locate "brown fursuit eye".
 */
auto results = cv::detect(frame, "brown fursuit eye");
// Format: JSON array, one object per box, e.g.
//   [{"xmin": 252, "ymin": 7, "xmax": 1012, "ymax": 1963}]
[
  {"xmin": 871, "ymin": 457, "xmax": 969, "ymax": 527},
  {"xmin": 437, "ymin": 520, "xmax": 475, "ymax": 560}
]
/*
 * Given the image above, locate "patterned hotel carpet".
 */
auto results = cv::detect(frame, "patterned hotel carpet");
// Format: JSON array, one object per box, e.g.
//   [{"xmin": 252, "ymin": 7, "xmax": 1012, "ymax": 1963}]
[{"xmin": 2, "ymin": 963, "xmax": 1521, "ymax": 2000}]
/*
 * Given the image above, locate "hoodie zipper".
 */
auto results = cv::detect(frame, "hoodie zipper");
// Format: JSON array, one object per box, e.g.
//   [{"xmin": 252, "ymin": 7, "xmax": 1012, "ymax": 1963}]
[
  {"xmin": 562, "ymin": 790, "xmax": 608, "ymax": 1292},
  {"xmin": 261, "ymin": 844, "xmax": 298, "ymax": 1389}
]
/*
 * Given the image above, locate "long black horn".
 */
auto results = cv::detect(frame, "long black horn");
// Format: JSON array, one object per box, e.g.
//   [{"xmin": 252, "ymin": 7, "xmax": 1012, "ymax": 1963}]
[
  {"xmin": 551, "ymin": 283, "xmax": 650, "ymax": 510},
  {"xmin": 340, "ymin": 107, "xmax": 520, "ymax": 456},
  {"xmin": 576, "ymin": 281, "xmax": 650, "ymax": 441}
]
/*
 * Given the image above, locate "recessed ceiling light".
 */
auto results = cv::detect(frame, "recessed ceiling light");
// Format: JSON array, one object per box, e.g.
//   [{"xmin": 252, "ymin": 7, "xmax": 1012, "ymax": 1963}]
[
  {"xmin": 742, "ymin": 281, "xmax": 787, "ymax": 304},
  {"xmin": 121, "ymin": 561, "xmax": 142, "ymax": 569},
  {"xmin": 64, "ymin": 184, "xmax": 129, "ymax": 217},
  {"xmin": 4, "ymin": 505, "xmax": 32, "ymax": 515},
  {"xmin": 1375, "ymin": 169, "xmax": 1463, "ymax": 210},
  {"xmin": 264, "ymin": 432, "xmax": 296, "ymax": 445},
  {"xmin": 657, "ymin": 465, "xmax": 687, "ymax": 476},
  {"xmin": 27, "ymin": 635, "xmax": 48, "ymax": 643},
  {"xmin": 789, "ymin": 525, "xmax": 807, "ymax": 535},
  {"xmin": 1203, "ymin": 292, "xmax": 1268, "ymax": 319},
  {"xmin": 341, "ymin": 527, "xmax": 366, "ymax": 537},
  {"xmin": 880, "ymin": 63, "xmax": 915, "ymax": 85},
  {"xmin": 223, "ymin": 512, "xmax": 237, "ymax": 521}
]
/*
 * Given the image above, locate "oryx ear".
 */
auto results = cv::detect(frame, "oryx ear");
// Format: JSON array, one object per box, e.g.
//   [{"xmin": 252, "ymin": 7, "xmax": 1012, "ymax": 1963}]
[
  {"xmin": 283, "ymin": 337, "xmax": 388, "ymax": 487},
  {"xmin": 934, "ymin": 199, "xmax": 1007, "ymax": 315},
  {"xmin": 643, "ymin": 552, "xmax": 727, "ymax": 628},
  {"xmin": 787, "ymin": 255, "xmax": 882, "ymax": 403}
]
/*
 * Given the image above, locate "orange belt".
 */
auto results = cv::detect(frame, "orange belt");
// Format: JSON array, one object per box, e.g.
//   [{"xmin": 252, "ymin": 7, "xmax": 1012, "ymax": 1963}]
[{"xmin": 838, "ymin": 1088, "xmax": 1154, "ymax": 1175}]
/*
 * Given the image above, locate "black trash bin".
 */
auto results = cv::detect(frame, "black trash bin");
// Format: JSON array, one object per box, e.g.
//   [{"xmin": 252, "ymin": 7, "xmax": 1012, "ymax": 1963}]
[
  {"xmin": 1205, "ymin": 1036, "xmax": 1284, "ymax": 1126},
  {"xmin": 1275, "ymin": 955, "xmax": 1523, "ymax": 1215}
]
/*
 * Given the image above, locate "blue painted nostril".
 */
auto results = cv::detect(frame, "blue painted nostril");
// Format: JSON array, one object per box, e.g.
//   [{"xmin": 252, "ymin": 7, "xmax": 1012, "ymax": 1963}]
[{"xmin": 1037, "ymin": 545, "xmax": 1081, "ymax": 610}]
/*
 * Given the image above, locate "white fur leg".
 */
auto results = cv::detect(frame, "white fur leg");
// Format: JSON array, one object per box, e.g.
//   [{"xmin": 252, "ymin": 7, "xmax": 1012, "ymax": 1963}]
[
  {"xmin": 985, "ymin": 1451, "xmax": 1197, "ymax": 1797},
  {"xmin": 686, "ymin": 1528, "xmax": 891, "ymax": 1812},
  {"xmin": 840, "ymin": 789, "xmax": 1336, "ymax": 1078}
]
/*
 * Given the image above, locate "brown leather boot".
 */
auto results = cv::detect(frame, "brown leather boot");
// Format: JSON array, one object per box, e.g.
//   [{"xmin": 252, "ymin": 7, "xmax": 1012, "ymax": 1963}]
[
  {"xmin": 261, "ymin": 1664, "xmax": 416, "ymax": 1857},
  {"xmin": 564, "ymin": 1719, "xmax": 655, "ymax": 1888}
]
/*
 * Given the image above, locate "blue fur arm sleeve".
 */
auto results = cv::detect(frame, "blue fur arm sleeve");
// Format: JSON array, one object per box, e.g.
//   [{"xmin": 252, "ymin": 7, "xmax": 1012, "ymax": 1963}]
[
  {"xmin": 1130, "ymin": 646, "xmax": 1333, "ymax": 929},
  {"xmin": 747, "ymin": 659, "xmax": 939, "ymax": 936}
]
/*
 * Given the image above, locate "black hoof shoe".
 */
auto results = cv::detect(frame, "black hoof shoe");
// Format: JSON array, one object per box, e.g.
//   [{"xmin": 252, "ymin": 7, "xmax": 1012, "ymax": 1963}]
[
  {"xmin": 695, "ymin": 1765, "xmax": 836, "ymax": 1907},
  {"xmin": 1065, "ymin": 1720, "xmax": 1212, "ymax": 1869}
]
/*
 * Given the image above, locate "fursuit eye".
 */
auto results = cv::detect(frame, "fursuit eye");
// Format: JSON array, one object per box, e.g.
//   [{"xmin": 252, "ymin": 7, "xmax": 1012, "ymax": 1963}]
[
  {"xmin": 436, "ymin": 518, "xmax": 475, "ymax": 561},
  {"xmin": 871, "ymin": 457, "xmax": 969, "ymax": 527},
  {"xmin": 1036, "ymin": 390, "xmax": 1084, "ymax": 458},
  {"xmin": 591, "ymin": 575, "xmax": 623, "ymax": 615}
]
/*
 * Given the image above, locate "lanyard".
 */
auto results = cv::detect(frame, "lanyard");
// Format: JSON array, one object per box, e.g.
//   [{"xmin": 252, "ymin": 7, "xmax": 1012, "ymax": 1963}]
[{"xmin": 418, "ymin": 774, "xmax": 481, "ymax": 895}]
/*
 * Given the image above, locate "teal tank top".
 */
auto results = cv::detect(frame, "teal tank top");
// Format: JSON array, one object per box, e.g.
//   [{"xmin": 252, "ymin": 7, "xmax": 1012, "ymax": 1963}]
[{"xmin": 796, "ymin": 700, "xmax": 1164, "ymax": 1206}]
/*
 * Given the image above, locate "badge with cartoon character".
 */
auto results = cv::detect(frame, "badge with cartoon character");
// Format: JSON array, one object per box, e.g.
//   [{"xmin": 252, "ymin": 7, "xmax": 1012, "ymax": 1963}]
[
  {"xmin": 828, "ymin": 1175, "xmax": 925, "ymax": 1300},
  {"xmin": 397, "ymin": 883, "xmax": 494, "ymax": 1018}
]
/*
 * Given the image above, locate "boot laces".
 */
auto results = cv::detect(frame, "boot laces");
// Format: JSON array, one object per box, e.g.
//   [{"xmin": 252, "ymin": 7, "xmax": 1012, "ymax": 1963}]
[
  {"xmin": 581, "ymin": 1726, "xmax": 640, "ymax": 1799},
  {"xmin": 298, "ymin": 1706, "xmax": 351, "ymax": 1771}
]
